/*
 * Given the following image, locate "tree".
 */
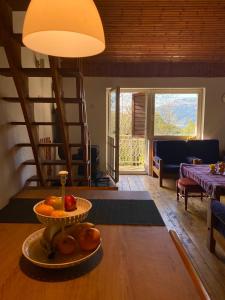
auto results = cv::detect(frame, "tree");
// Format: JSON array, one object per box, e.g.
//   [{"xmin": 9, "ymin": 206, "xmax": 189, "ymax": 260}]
[
  {"xmin": 181, "ymin": 120, "xmax": 195, "ymax": 136},
  {"xmin": 154, "ymin": 112, "xmax": 181, "ymax": 135}
]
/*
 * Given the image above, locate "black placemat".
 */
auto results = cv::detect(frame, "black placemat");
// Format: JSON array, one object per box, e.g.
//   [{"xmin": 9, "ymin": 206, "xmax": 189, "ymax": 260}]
[
  {"xmin": 0, "ymin": 199, "xmax": 164, "ymax": 226},
  {"xmin": 87, "ymin": 200, "xmax": 164, "ymax": 225}
]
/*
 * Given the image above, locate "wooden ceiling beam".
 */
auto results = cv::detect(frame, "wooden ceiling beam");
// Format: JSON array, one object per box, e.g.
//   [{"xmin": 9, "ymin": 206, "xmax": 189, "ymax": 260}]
[
  {"xmin": 0, "ymin": 33, "xmax": 21, "ymax": 46},
  {"xmin": 101, "ymin": 10, "xmax": 225, "ymax": 14},
  {"xmin": 3, "ymin": 33, "xmax": 225, "ymax": 46},
  {"xmin": 104, "ymin": 46, "xmax": 225, "ymax": 51},
  {"xmin": 82, "ymin": 61, "xmax": 225, "ymax": 77},
  {"xmin": 0, "ymin": 68, "xmax": 82, "ymax": 77},
  {"xmin": 2, "ymin": 97, "xmax": 83, "ymax": 104}
]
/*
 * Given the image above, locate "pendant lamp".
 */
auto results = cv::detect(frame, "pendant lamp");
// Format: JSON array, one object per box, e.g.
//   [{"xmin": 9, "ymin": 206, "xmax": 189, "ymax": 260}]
[{"xmin": 22, "ymin": 0, "xmax": 105, "ymax": 57}]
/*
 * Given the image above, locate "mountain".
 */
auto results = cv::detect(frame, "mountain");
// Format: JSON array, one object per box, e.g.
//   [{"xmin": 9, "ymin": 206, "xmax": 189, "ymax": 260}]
[{"xmin": 155, "ymin": 96, "xmax": 197, "ymax": 128}]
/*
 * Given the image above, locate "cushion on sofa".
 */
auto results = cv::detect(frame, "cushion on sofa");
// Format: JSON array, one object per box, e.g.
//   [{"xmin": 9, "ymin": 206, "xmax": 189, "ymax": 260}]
[
  {"xmin": 211, "ymin": 200, "xmax": 225, "ymax": 236},
  {"xmin": 154, "ymin": 140, "xmax": 187, "ymax": 164},
  {"xmin": 187, "ymin": 139, "xmax": 219, "ymax": 164}
]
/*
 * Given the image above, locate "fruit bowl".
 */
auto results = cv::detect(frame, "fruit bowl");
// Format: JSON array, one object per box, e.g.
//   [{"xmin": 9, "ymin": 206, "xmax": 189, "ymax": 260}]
[
  {"xmin": 33, "ymin": 197, "xmax": 92, "ymax": 226},
  {"xmin": 22, "ymin": 228, "xmax": 101, "ymax": 269}
]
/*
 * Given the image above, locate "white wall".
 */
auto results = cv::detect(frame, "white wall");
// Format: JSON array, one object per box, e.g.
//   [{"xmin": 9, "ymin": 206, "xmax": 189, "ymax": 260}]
[
  {"xmin": 0, "ymin": 11, "xmax": 55, "ymax": 208},
  {"xmin": 0, "ymin": 69, "xmax": 52, "ymax": 209},
  {"xmin": 0, "ymin": 74, "xmax": 53, "ymax": 209},
  {"xmin": 0, "ymin": 103, "xmax": 34, "ymax": 209},
  {"xmin": 84, "ymin": 77, "xmax": 225, "ymax": 170},
  {"xmin": 0, "ymin": 76, "xmax": 33, "ymax": 208}
]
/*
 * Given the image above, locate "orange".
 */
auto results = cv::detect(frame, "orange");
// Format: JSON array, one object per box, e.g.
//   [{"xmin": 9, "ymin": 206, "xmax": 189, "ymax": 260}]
[
  {"xmin": 51, "ymin": 210, "xmax": 67, "ymax": 218},
  {"xmin": 36, "ymin": 203, "xmax": 54, "ymax": 216}
]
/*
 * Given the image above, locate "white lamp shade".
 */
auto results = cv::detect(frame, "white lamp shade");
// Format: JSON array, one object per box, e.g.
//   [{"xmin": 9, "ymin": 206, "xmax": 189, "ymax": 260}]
[{"xmin": 22, "ymin": 0, "xmax": 105, "ymax": 57}]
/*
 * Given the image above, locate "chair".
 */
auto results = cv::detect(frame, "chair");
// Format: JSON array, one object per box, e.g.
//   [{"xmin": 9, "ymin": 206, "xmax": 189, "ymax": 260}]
[
  {"xmin": 152, "ymin": 140, "xmax": 188, "ymax": 187},
  {"xmin": 176, "ymin": 178, "xmax": 204, "ymax": 210},
  {"xmin": 170, "ymin": 230, "xmax": 211, "ymax": 300},
  {"xmin": 207, "ymin": 199, "xmax": 225, "ymax": 253}
]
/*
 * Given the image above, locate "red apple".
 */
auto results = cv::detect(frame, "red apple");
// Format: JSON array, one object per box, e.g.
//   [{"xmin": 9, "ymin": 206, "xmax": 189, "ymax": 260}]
[
  {"xmin": 64, "ymin": 195, "xmax": 77, "ymax": 211},
  {"xmin": 78, "ymin": 228, "xmax": 101, "ymax": 251},
  {"xmin": 44, "ymin": 196, "xmax": 62, "ymax": 210},
  {"xmin": 56, "ymin": 234, "xmax": 78, "ymax": 255}
]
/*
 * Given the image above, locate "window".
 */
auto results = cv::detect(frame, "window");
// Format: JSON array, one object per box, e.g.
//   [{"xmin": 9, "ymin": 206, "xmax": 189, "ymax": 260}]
[{"xmin": 153, "ymin": 90, "xmax": 203, "ymax": 138}]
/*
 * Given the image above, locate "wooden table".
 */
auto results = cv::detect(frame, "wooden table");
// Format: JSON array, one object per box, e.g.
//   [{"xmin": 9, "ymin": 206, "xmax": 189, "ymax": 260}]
[
  {"xmin": 180, "ymin": 163, "xmax": 225, "ymax": 200},
  {"xmin": 0, "ymin": 191, "xmax": 204, "ymax": 300}
]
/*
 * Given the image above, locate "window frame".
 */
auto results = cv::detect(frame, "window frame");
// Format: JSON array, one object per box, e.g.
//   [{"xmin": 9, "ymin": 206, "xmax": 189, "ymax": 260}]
[{"xmin": 149, "ymin": 88, "xmax": 204, "ymax": 140}]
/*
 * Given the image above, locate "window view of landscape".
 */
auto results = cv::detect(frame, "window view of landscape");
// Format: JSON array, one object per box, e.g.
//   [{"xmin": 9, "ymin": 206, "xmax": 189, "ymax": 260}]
[{"xmin": 154, "ymin": 93, "xmax": 198, "ymax": 136}]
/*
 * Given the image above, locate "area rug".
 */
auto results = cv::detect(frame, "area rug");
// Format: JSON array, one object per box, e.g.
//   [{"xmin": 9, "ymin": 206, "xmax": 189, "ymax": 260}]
[{"xmin": 0, "ymin": 199, "xmax": 164, "ymax": 226}]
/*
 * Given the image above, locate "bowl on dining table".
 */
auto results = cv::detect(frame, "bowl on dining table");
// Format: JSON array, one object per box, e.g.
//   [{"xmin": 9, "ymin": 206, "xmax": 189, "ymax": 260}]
[{"xmin": 33, "ymin": 197, "xmax": 92, "ymax": 226}]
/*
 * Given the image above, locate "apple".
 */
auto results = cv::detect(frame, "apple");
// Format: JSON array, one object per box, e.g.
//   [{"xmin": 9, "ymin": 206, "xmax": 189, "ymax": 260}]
[
  {"xmin": 56, "ymin": 233, "xmax": 78, "ymax": 255},
  {"xmin": 44, "ymin": 196, "xmax": 62, "ymax": 210},
  {"xmin": 78, "ymin": 227, "xmax": 101, "ymax": 251},
  {"xmin": 64, "ymin": 195, "xmax": 77, "ymax": 211},
  {"xmin": 67, "ymin": 222, "xmax": 95, "ymax": 239}
]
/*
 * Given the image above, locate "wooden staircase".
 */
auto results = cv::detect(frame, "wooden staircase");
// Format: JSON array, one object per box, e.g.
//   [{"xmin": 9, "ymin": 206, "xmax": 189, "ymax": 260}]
[{"xmin": 0, "ymin": 1, "xmax": 91, "ymax": 187}]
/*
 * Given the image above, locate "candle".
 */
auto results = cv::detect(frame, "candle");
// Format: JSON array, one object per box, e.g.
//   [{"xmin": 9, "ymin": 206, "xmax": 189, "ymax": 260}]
[{"xmin": 58, "ymin": 171, "xmax": 68, "ymax": 211}]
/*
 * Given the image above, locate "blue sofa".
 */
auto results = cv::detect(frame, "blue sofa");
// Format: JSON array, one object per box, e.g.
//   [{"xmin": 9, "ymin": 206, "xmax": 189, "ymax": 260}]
[
  {"xmin": 152, "ymin": 139, "xmax": 220, "ymax": 187},
  {"xmin": 186, "ymin": 139, "xmax": 220, "ymax": 164},
  {"xmin": 208, "ymin": 199, "xmax": 225, "ymax": 253}
]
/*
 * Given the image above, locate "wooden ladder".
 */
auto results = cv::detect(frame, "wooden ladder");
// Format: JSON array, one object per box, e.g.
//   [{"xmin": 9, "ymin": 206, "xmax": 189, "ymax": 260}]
[{"xmin": 0, "ymin": 1, "xmax": 91, "ymax": 186}]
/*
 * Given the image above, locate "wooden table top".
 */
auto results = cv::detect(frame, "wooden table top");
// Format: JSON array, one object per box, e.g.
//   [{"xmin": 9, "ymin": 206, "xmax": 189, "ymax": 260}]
[
  {"xmin": 14, "ymin": 188, "xmax": 151, "ymax": 201},
  {"xmin": 0, "ymin": 190, "xmax": 202, "ymax": 300}
]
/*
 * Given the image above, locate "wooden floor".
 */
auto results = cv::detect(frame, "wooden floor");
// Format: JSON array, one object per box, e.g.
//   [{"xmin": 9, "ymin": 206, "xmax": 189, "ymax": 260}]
[
  {"xmin": 118, "ymin": 175, "xmax": 225, "ymax": 300},
  {"xmin": 119, "ymin": 165, "xmax": 145, "ymax": 172}
]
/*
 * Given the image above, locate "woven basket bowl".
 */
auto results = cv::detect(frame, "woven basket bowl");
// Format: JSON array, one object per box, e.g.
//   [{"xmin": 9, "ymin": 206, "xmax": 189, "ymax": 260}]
[{"xmin": 33, "ymin": 197, "xmax": 92, "ymax": 226}]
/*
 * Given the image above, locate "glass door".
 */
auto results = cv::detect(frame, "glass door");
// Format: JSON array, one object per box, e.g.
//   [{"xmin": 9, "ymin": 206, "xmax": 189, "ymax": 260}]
[
  {"xmin": 107, "ymin": 87, "xmax": 120, "ymax": 183},
  {"xmin": 119, "ymin": 92, "xmax": 147, "ymax": 174}
]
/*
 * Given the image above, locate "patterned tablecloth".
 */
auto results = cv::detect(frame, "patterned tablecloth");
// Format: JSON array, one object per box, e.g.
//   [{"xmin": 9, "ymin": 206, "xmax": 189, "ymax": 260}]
[{"xmin": 180, "ymin": 163, "xmax": 225, "ymax": 199}]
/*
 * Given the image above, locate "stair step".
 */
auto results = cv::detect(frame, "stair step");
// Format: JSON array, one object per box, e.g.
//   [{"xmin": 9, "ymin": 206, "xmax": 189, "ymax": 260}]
[
  {"xmin": 26, "ymin": 176, "xmax": 91, "ymax": 183},
  {"xmin": 0, "ymin": 68, "xmax": 82, "ymax": 78},
  {"xmin": 0, "ymin": 34, "xmax": 22, "ymax": 46},
  {"xmin": 38, "ymin": 143, "xmax": 63, "ymax": 147},
  {"xmin": 2, "ymin": 97, "xmax": 83, "ymax": 104},
  {"xmin": 15, "ymin": 143, "xmax": 32, "ymax": 147},
  {"xmin": 15, "ymin": 143, "xmax": 82, "ymax": 148},
  {"xmin": 23, "ymin": 159, "xmax": 90, "ymax": 166},
  {"xmin": 10, "ymin": 121, "xmax": 87, "ymax": 126}
]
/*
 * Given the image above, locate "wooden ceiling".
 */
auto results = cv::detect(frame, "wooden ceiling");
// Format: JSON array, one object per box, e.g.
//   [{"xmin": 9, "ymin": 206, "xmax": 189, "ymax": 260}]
[{"xmin": 4, "ymin": 0, "xmax": 225, "ymax": 76}]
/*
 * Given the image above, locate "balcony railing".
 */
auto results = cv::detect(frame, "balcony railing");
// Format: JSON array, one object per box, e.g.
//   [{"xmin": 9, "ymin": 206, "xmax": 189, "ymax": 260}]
[{"xmin": 119, "ymin": 135, "xmax": 145, "ymax": 167}]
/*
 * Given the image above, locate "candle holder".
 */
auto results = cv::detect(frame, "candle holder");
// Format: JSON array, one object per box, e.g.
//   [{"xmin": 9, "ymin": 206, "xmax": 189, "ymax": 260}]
[{"xmin": 33, "ymin": 170, "xmax": 92, "ymax": 226}]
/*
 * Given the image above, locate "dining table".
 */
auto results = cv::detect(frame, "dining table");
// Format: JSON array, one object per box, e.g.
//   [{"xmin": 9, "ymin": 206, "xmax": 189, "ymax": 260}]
[
  {"xmin": 0, "ymin": 190, "xmax": 207, "ymax": 300},
  {"xmin": 180, "ymin": 163, "xmax": 225, "ymax": 200}
]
